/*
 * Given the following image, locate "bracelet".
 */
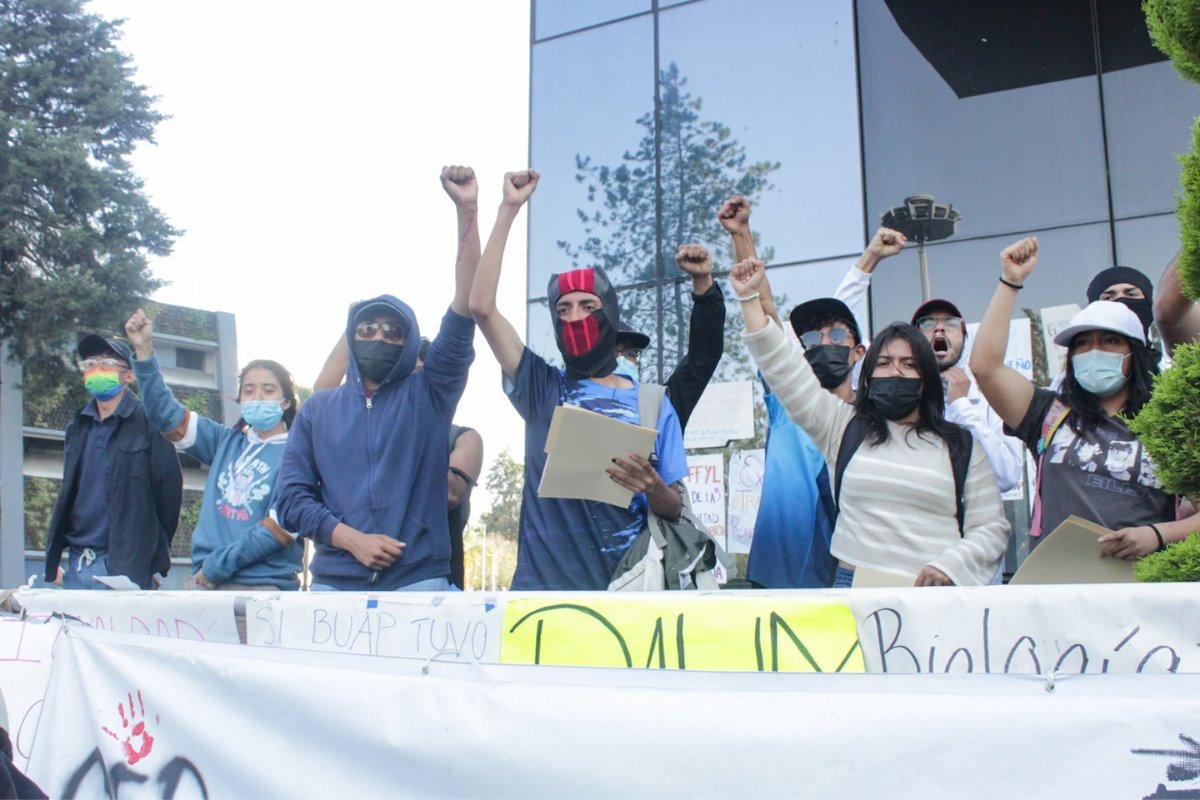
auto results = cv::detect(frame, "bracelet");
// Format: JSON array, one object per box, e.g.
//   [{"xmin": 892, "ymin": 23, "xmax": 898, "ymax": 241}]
[
  {"xmin": 736, "ymin": 291, "xmax": 761, "ymax": 303},
  {"xmin": 1148, "ymin": 523, "xmax": 1167, "ymax": 552},
  {"xmin": 999, "ymin": 276, "xmax": 1024, "ymax": 290}
]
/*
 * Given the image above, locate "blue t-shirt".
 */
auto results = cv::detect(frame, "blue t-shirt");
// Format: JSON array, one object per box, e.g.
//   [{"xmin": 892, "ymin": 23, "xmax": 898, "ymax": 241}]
[
  {"xmin": 506, "ymin": 349, "xmax": 688, "ymax": 590},
  {"xmin": 746, "ymin": 390, "xmax": 836, "ymax": 588}
]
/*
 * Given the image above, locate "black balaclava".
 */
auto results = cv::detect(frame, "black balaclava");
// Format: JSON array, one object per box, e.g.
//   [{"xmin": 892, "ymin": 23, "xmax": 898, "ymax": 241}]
[
  {"xmin": 547, "ymin": 267, "xmax": 620, "ymax": 379},
  {"xmin": 1086, "ymin": 266, "xmax": 1154, "ymax": 335}
]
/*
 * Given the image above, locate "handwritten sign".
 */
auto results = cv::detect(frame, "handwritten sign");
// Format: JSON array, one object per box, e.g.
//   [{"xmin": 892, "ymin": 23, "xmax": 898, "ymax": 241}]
[
  {"xmin": 0, "ymin": 617, "xmax": 62, "ymax": 768},
  {"xmin": 964, "ymin": 318, "xmax": 1033, "ymax": 380},
  {"xmin": 500, "ymin": 595, "xmax": 863, "ymax": 672},
  {"xmin": 245, "ymin": 594, "xmax": 502, "ymax": 662},
  {"xmin": 1039, "ymin": 304, "xmax": 1081, "ymax": 384},
  {"xmin": 683, "ymin": 381, "xmax": 755, "ymax": 449},
  {"xmin": 726, "ymin": 448, "xmax": 765, "ymax": 554},
  {"xmin": 685, "ymin": 453, "xmax": 725, "ymax": 548},
  {"xmin": 14, "ymin": 589, "xmax": 240, "ymax": 644}
]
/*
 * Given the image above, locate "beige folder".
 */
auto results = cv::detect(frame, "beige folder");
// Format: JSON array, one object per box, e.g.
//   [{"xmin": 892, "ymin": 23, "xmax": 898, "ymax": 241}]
[{"xmin": 1008, "ymin": 515, "xmax": 1136, "ymax": 585}]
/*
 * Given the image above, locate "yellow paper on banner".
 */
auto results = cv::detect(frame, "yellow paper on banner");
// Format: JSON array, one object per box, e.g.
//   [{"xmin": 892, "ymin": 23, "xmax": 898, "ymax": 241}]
[{"xmin": 500, "ymin": 596, "xmax": 863, "ymax": 672}]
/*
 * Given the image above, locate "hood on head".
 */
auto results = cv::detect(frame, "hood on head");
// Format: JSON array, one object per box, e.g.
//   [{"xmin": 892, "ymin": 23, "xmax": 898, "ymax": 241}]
[{"xmin": 344, "ymin": 294, "xmax": 421, "ymax": 388}]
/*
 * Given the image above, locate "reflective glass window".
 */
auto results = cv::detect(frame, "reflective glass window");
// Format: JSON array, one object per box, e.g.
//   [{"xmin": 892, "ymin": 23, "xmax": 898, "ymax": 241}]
[
  {"xmin": 529, "ymin": 16, "xmax": 655, "ymax": 299},
  {"xmin": 658, "ymin": 0, "xmax": 863, "ymax": 265},
  {"xmin": 534, "ymin": 0, "xmax": 649, "ymax": 41},
  {"xmin": 1114, "ymin": 214, "xmax": 1178, "ymax": 280},
  {"xmin": 858, "ymin": 0, "xmax": 1109, "ymax": 237}
]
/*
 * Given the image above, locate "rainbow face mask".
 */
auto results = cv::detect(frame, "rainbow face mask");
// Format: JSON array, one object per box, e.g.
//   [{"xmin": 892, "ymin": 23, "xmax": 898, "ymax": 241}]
[{"xmin": 83, "ymin": 368, "xmax": 124, "ymax": 401}]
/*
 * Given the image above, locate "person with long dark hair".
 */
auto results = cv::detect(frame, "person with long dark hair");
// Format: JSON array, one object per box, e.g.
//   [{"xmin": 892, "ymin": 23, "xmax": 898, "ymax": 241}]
[
  {"xmin": 731, "ymin": 258, "xmax": 1010, "ymax": 587},
  {"xmin": 970, "ymin": 237, "xmax": 1198, "ymax": 559},
  {"xmin": 126, "ymin": 308, "xmax": 303, "ymax": 590}
]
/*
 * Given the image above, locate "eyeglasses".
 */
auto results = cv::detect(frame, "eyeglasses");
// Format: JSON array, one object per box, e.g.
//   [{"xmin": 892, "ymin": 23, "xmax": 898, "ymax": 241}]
[
  {"xmin": 79, "ymin": 357, "xmax": 129, "ymax": 371},
  {"xmin": 915, "ymin": 316, "xmax": 964, "ymax": 331},
  {"xmin": 799, "ymin": 328, "xmax": 852, "ymax": 349},
  {"xmin": 354, "ymin": 321, "xmax": 405, "ymax": 342},
  {"xmin": 618, "ymin": 348, "xmax": 643, "ymax": 363}
]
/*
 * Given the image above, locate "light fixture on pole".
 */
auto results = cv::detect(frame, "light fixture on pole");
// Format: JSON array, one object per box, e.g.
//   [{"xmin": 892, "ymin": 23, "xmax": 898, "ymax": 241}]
[{"xmin": 881, "ymin": 195, "xmax": 961, "ymax": 302}]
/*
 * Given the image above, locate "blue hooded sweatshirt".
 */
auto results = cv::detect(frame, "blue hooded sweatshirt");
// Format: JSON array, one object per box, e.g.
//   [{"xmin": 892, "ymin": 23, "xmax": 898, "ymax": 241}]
[{"xmin": 274, "ymin": 297, "xmax": 474, "ymax": 590}]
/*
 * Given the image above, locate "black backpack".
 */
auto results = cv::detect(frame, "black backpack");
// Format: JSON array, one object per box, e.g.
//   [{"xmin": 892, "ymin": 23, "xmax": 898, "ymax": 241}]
[{"xmin": 833, "ymin": 416, "xmax": 974, "ymax": 535}]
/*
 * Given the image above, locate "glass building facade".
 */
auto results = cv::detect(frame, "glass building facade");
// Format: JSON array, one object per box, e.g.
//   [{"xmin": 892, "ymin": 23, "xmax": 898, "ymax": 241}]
[{"xmin": 527, "ymin": 0, "xmax": 1194, "ymax": 571}]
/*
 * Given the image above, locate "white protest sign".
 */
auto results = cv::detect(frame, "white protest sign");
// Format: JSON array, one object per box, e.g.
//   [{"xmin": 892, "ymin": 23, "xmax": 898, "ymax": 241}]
[
  {"xmin": 14, "ymin": 588, "xmax": 240, "ymax": 643},
  {"xmin": 0, "ymin": 617, "xmax": 62, "ymax": 769},
  {"xmin": 245, "ymin": 592, "xmax": 503, "ymax": 662},
  {"xmin": 966, "ymin": 318, "xmax": 1033, "ymax": 380},
  {"xmin": 725, "ymin": 448, "xmax": 765, "ymax": 554},
  {"xmin": 26, "ymin": 624, "xmax": 1200, "ymax": 799},
  {"xmin": 685, "ymin": 453, "xmax": 726, "ymax": 548},
  {"xmin": 847, "ymin": 583, "xmax": 1197, "ymax": 675},
  {"xmin": 683, "ymin": 381, "xmax": 755, "ymax": 448},
  {"xmin": 1039, "ymin": 303, "xmax": 1081, "ymax": 384}
]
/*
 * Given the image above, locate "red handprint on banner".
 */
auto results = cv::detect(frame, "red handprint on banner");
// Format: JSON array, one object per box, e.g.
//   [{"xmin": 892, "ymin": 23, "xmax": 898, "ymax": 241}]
[{"xmin": 101, "ymin": 689, "xmax": 158, "ymax": 765}]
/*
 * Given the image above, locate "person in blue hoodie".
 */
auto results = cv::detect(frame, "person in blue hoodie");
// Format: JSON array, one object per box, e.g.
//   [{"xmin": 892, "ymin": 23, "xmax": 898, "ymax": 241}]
[
  {"xmin": 274, "ymin": 165, "xmax": 479, "ymax": 591},
  {"xmin": 125, "ymin": 308, "xmax": 302, "ymax": 591}
]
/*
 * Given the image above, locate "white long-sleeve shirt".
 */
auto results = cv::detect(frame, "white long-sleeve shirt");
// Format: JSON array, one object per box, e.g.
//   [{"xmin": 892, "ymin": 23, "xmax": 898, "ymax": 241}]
[
  {"xmin": 743, "ymin": 319, "xmax": 1011, "ymax": 586},
  {"xmin": 833, "ymin": 265, "xmax": 1026, "ymax": 491}
]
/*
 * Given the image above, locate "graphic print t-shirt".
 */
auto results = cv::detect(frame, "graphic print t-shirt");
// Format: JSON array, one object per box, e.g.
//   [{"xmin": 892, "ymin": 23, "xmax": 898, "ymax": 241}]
[
  {"xmin": 1010, "ymin": 388, "xmax": 1175, "ymax": 544},
  {"xmin": 506, "ymin": 348, "xmax": 688, "ymax": 590}
]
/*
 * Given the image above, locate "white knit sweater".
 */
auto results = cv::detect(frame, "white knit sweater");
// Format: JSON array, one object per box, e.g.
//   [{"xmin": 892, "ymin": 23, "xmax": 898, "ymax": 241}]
[{"xmin": 743, "ymin": 320, "xmax": 1010, "ymax": 586}]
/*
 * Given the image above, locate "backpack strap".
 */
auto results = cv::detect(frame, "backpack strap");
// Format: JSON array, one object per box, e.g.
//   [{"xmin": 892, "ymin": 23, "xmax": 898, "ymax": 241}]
[
  {"xmin": 636, "ymin": 383, "xmax": 667, "ymax": 435},
  {"xmin": 1030, "ymin": 399, "xmax": 1071, "ymax": 539},
  {"xmin": 948, "ymin": 426, "xmax": 974, "ymax": 536},
  {"xmin": 833, "ymin": 416, "xmax": 869, "ymax": 515}
]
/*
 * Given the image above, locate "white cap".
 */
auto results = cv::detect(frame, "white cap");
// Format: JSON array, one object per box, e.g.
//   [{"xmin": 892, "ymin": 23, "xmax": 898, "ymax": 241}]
[{"xmin": 1053, "ymin": 300, "xmax": 1145, "ymax": 347}]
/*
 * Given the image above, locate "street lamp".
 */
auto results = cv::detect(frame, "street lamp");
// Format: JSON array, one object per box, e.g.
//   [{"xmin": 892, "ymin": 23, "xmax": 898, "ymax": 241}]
[{"xmin": 881, "ymin": 195, "xmax": 961, "ymax": 302}]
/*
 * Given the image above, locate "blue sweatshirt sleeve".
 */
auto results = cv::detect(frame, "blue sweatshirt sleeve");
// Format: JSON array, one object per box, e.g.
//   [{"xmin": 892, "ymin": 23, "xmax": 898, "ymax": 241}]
[
  {"xmin": 273, "ymin": 404, "xmax": 340, "ymax": 545},
  {"xmin": 418, "ymin": 308, "xmax": 475, "ymax": 422},
  {"xmin": 132, "ymin": 352, "xmax": 226, "ymax": 465},
  {"xmin": 201, "ymin": 521, "xmax": 289, "ymax": 585}
]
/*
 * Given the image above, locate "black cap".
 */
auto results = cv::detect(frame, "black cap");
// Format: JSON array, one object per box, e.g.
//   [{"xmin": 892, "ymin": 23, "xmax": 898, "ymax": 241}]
[
  {"xmin": 911, "ymin": 298, "xmax": 964, "ymax": 325},
  {"xmin": 615, "ymin": 322, "xmax": 650, "ymax": 351},
  {"xmin": 789, "ymin": 298, "xmax": 861, "ymax": 345},
  {"xmin": 77, "ymin": 334, "xmax": 133, "ymax": 366}
]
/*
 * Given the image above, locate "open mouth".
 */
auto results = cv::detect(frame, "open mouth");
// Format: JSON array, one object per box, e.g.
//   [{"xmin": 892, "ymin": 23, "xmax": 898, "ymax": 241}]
[{"xmin": 932, "ymin": 335, "xmax": 950, "ymax": 355}]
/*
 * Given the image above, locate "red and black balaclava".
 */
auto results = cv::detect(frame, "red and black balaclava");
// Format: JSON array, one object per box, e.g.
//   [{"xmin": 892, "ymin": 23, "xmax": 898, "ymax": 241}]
[{"xmin": 547, "ymin": 266, "xmax": 620, "ymax": 379}]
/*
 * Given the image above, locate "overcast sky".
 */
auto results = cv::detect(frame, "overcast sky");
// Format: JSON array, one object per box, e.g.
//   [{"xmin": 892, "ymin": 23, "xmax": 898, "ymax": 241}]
[{"xmin": 88, "ymin": 0, "xmax": 532, "ymax": 520}]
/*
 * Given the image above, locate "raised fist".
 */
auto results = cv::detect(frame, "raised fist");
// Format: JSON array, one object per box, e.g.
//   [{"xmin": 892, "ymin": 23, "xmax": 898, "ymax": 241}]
[
  {"xmin": 730, "ymin": 258, "xmax": 765, "ymax": 297},
  {"xmin": 124, "ymin": 308, "xmax": 153, "ymax": 359},
  {"xmin": 674, "ymin": 244, "xmax": 712, "ymax": 277},
  {"xmin": 502, "ymin": 170, "xmax": 539, "ymax": 206},
  {"xmin": 440, "ymin": 165, "xmax": 477, "ymax": 205},
  {"xmin": 717, "ymin": 195, "xmax": 751, "ymax": 236},
  {"xmin": 866, "ymin": 227, "xmax": 907, "ymax": 259},
  {"xmin": 1000, "ymin": 237, "xmax": 1039, "ymax": 285}
]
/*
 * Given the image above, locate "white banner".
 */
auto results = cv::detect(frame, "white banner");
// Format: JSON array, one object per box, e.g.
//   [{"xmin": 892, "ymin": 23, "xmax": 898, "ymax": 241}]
[
  {"xmin": 0, "ymin": 616, "xmax": 62, "ymax": 770},
  {"xmin": 726, "ymin": 448, "xmax": 765, "ymax": 554},
  {"xmin": 685, "ymin": 453, "xmax": 726, "ymax": 548},
  {"xmin": 14, "ymin": 588, "xmax": 240, "ymax": 644},
  {"xmin": 24, "ymin": 624, "xmax": 1200, "ymax": 799}
]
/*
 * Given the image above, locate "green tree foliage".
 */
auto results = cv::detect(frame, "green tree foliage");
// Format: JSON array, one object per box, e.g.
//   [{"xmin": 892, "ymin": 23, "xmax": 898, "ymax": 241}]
[
  {"xmin": 559, "ymin": 62, "xmax": 780, "ymax": 382},
  {"xmin": 0, "ymin": 0, "xmax": 179, "ymax": 394},
  {"xmin": 1135, "ymin": 532, "xmax": 1200, "ymax": 581},
  {"xmin": 1144, "ymin": 0, "xmax": 1200, "ymax": 300},
  {"xmin": 1128, "ymin": 341, "xmax": 1200, "ymax": 500},
  {"xmin": 479, "ymin": 448, "xmax": 523, "ymax": 542}
]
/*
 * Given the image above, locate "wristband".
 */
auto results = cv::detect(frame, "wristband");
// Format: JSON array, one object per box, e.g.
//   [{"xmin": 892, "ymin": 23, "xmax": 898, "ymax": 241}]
[
  {"xmin": 999, "ymin": 276, "xmax": 1024, "ymax": 290},
  {"xmin": 736, "ymin": 291, "xmax": 761, "ymax": 303},
  {"xmin": 1148, "ymin": 523, "xmax": 1167, "ymax": 552}
]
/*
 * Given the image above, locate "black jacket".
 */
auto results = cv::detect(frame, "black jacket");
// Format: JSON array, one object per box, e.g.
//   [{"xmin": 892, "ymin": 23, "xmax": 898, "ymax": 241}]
[{"xmin": 44, "ymin": 390, "xmax": 182, "ymax": 589}]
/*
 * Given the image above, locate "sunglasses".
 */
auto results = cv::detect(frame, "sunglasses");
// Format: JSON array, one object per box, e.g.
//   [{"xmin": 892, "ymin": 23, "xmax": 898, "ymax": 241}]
[
  {"xmin": 79, "ymin": 357, "xmax": 129, "ymax": 371},
  {"xmin": 354, "ymin": 321, "xmax": 406, "ymax": 343},
  {"xmin": 915, "ymin": 316, "xmax": 964, "ymax": 331},
  {"xmin": 799, "ymin": 328, "xmax": 852, "ymax": 349}
]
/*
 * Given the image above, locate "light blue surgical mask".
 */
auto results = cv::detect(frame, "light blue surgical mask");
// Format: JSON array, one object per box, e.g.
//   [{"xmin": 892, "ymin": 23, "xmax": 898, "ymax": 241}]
[
  {"xmin": 1071, "ymin": 349, "xmax": 1129, "ymax": 397},
  {"xmin": 241, "ymin": 400, "xmax": 285, "ymax": 431},
  {"xmin": 613, "ymin": 356, "xmax": 640, "ymax": 383}
]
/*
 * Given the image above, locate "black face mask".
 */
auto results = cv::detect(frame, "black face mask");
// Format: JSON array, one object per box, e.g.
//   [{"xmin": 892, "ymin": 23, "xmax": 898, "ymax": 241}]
[
  {"xmin": 354, "ymin": 340, "xmax": 403, "ymax": 384},
  {"xmin": 1114, "ymin": 296, "xmax": 1154, "ymax": 335},
  {"xmin": 804, "ymin": 345, "xmax": 854, "ymax": 389},
  {"xmin": 556, "ymin": 310, "xmax": 618, "ymax": 380},
  {"xmin": 868, "ymin": 376, "xmax": 924, "ymax": 420}
]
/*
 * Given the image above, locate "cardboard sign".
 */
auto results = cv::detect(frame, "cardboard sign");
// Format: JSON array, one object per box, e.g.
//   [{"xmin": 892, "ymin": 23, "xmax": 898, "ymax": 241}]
[
  {"xmin": 683, "ymin": 381, "xmax": 755, "ymax": 448},
  {"xmin": 685, "ymin": 454, "xmax": 726, "ymax": 548}
]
